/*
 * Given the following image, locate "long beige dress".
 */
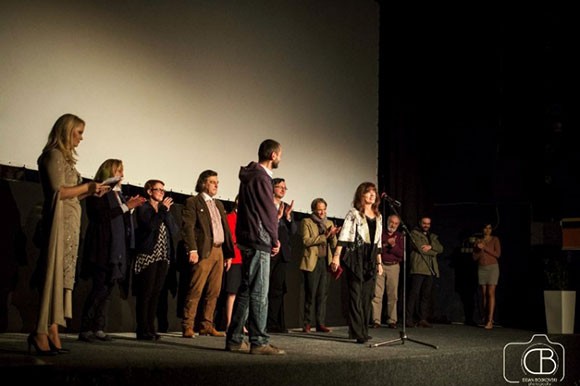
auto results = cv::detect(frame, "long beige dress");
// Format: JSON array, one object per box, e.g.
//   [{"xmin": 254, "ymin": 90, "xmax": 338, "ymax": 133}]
[{"xmin": 36, "ymin": 149, "xmax": 82, "ymax": 333}]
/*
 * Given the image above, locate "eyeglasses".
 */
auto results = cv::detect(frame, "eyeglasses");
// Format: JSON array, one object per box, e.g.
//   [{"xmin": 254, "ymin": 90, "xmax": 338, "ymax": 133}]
[{"xmin": 151, "ymin": 188, "xmax": 165, "ymax": 193}]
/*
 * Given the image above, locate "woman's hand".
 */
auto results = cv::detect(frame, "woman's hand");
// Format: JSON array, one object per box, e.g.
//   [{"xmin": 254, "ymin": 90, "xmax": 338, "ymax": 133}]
[
  {"xmin": 330, "ymin": 248, "xmax": 341, "ymax": 272},
  {"xmin": 127, "ymin": 195, "xmax": 146, "ymax": 209},
  {"xmin": 224, "ymin": 258, "xmax": 232, "ymax": 271},
  {"xmin": 162, "ymin": 197, "xmax": 174, "ymax": 210},
  {"xmin": 93, "ymin": 182, "xmax": 110, "ymax": 197},
  {"xmin": 330, "ymin": 260, "xmax": 340, "ymax": 272}
]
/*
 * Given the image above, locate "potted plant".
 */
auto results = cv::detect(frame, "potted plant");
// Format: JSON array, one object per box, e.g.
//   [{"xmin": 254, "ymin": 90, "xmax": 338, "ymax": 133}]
[{"xmin": 543, "ymin": 252, "xmax": 576, "ymax": 334}]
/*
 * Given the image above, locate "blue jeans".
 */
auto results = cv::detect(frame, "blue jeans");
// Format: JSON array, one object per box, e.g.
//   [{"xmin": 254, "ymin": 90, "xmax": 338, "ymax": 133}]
[{"xmin": 226, "ymin": 248, "xmax": 271, "ymax": 346}]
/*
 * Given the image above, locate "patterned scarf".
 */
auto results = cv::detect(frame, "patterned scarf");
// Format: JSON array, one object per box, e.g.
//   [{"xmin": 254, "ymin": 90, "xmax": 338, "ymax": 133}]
[{"xmin": 311, "ymin": 213, "xmax": 327, "ymax": 256}]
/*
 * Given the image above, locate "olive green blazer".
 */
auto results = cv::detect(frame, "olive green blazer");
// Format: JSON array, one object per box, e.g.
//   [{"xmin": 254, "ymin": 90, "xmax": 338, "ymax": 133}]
[{"xmin": 299, "ymin": 217, "xmax": 338, "ymax": 272}]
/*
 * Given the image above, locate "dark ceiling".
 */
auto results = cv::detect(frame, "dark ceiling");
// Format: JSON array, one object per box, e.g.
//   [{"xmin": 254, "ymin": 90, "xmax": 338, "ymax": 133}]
[{"xmin": 378, "ymin": 6, "xmax": 579, "ymax": 221}]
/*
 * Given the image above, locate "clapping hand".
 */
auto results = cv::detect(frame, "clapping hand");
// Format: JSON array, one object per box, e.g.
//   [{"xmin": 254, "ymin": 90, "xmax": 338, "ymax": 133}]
[
  {"xmin": 127, "ymin": 195, "xmax": 146, "ymax": 209},
  {"xmin": 326, "ymin": 225, "xmax": 341, "ymax": 238},
  {"xmin": 162, "ymin": 196, "xmax": 174, "ymax": 210},
  {"xmin": 284, "ymin": 200, "xmax": 294, "ymax": 220}
]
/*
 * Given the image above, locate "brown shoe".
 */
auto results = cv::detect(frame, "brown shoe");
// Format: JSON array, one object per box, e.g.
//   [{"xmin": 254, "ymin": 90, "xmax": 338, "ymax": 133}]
[
  {"xmin": 316, "ymin": 325, "xmax": 331, "ymax": 333},
  {"xmin": 417, "ymin": 320, "xmax": 432, "ymax": 328},
  {"xmin": 371, "ymin": 323, "xmax": 381, "ymax": 329},
  {"xmin": 199, "ymin": 326, "xmax": 225, "ymax": 337},
  {"xmin": 182, "ymin": 327, "xmax": 196, "ymax": 338},
  {"xmin": 250, "ymin": 344, "xmax": 286, "ymax": 355},
  {"xmin": 225, "ymin": 341, "xmax": 250, "ymax": 353},
  {"xmin": 302, "ymin": 324, "xmax": 311, "ymax": 333},
  {"xmin": 388, "ymin": 323, "xmax": 397, "ymax": 329}
]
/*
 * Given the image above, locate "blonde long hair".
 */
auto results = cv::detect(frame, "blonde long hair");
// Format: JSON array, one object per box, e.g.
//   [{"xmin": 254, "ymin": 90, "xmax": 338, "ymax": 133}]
[
  {"xmin": 42, "ymin": 113, "xmax": 85, "ymax": 164},
  {"xmin": 94, "ymin": 159, "xmax": 123, "ymax": 183}
]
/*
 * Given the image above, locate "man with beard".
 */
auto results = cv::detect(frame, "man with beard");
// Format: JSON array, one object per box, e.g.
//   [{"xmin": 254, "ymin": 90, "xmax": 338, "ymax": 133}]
[
  {"xmin": 371, "ymin": 214, "xmax": 403, "ymax": 329},
  {"xmin": 225, "ymin": 139, "xmax": 286, "ymax": 355},
  {"xmin": 406, "ymin": 216, "xmax": 444, "ymax": 328}
]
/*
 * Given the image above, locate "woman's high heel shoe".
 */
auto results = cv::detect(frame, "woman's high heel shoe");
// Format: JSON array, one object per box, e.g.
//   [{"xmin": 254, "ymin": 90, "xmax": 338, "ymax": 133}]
[
  {"xmin": 48, "ymin": 337, "xmax": 71, "ymax": 354},
  {"xmin": 27, "ymin": 334, "xmax": 57, "ymax": 356}
]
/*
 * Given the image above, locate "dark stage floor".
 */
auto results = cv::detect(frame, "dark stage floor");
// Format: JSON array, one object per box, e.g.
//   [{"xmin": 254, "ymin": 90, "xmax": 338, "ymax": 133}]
[{"xmin": 1, "ymin": 324, "xmax": 579, "ymax": 386}]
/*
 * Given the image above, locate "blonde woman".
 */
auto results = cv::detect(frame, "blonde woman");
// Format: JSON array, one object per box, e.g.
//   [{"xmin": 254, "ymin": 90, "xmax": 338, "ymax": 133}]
[
  {"xmin": 78, "ymin": 159, "xmax": 145, "ymax": 343},
  {"xmin": 30, "ymin": 114, "xmax": 109, "ymax": 355}
]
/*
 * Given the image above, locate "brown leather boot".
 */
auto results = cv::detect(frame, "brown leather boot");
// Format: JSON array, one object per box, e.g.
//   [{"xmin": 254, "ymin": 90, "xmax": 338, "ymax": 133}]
[
  {"xmin": 182, "ymin": 327, "xmax": 196, "ymax": 338},
  {"xmin": 199, "ymin": 326, "xmax": 225, "ymax": 337}
]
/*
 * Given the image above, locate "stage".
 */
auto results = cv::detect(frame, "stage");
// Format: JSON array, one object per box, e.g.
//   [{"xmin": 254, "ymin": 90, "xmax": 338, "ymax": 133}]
[{"xmin": 2, "ymin": 324, "xmax": 578, "ymax": 385}]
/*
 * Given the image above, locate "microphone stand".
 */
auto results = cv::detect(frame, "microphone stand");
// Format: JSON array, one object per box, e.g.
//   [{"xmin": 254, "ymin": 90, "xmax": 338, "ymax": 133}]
[{"xmin": 370, "ymin": 196, "xmax": 438, "ymax": 349}]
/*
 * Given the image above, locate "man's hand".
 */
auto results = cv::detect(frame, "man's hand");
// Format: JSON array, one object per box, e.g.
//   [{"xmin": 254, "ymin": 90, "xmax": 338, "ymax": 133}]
[
  {"xmin": 188, "ymin": 251, "xmax": 199, "ymax": 265},
  {"xmin": 326, "ymin": 225, "xmax": 341, "ymax": 238},
  {"xmin": 272, "ymin": 240, "xmax": 281, "ymax": 256},
  {"xmin": 284, "ymin": 200, "xmax": 294, "ymax": 221}
]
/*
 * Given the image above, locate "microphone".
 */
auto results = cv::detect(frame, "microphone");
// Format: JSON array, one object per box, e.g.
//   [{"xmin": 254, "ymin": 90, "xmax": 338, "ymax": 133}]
[{"xmin": 380, "ymin": 192, "xmax": 401, "ymax": 207}]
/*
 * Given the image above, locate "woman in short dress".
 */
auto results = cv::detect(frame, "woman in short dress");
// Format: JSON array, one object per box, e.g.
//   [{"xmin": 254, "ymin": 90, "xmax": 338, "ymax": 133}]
[{"xmin": 472, "ymin": 223, "xmax": 501, "ymax": 329}]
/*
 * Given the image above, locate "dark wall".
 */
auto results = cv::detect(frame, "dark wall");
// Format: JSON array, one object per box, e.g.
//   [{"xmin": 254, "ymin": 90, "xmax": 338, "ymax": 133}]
[
  {"xmin": 0, "ymin": 175, "xmax": 350, "ymax": 333},
  {"xmin": 4, "ymin": 174, "xmax": 578, "ymax": 334}
]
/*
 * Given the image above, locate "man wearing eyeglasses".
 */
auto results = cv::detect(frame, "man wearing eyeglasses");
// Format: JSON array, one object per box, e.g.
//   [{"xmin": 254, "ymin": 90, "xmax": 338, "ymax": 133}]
[
  {"xmin": 181, "ymin": 170, "xmax": 234, "ymax": 338},
  {"xmin": 267, "ymin": 178, "xmax": 296, "ymax": 334}
]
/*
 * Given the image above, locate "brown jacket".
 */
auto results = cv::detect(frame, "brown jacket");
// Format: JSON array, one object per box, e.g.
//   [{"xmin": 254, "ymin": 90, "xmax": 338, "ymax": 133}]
[{"xmin": 181, "ymin": 194, "xmax": 234, "ymax": 260}]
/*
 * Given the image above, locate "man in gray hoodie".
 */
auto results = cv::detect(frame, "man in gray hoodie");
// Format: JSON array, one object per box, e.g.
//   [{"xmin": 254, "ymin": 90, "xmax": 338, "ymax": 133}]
[{"xmin": 225, "ymin": 139, "xmax": 286, "ymax": 355}]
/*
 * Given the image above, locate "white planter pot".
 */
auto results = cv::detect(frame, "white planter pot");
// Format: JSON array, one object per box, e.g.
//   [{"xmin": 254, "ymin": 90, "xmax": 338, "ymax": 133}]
[{"xmin": 544, "ymin": 290, "xmax": 576, "ymax": 334}]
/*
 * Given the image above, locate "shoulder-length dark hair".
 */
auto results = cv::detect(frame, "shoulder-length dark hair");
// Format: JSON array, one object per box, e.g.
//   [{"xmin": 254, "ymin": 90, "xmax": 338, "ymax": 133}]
[
  {"xmin": 353, "ymin": 182, "xmax": 380, "ymax": 217},
  {"xmin": 195, "ymin": 170, "xmax": 217, "ymax": 193}
]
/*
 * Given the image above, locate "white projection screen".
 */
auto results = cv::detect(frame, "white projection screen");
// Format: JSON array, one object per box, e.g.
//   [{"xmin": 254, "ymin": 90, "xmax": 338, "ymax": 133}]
[{"xmin": 0, "ymin": 0, "xmax": 379, "ymax": 218}]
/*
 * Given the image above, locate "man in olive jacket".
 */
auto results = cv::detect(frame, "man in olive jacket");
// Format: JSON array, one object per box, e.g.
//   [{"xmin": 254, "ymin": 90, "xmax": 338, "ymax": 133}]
[
  {"xmin": 406, "ymin": 216, "xmax": 443, "ymax": 328},
  {"xmin": 298, "ymin": 198, "xmax": 340, "ymax": 333}
]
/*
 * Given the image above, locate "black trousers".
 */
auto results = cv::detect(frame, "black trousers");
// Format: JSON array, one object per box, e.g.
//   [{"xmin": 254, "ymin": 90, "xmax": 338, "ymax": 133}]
[
  {"xmin": 156, "ymin": 265, "xmax": 177, "ymax": 333},
  {"xmin": 80, "ymin": 265, "xmax": 115, "ymax": 333},
  {"xmin": 134, "ymin": 260, "xmax": 169, "ymax": 336},
  {"xmin": 267, "ymin": 256, "xmax": 287, "ymax": 331},
  {"xmin": 406, "ymin": 273, "xmax": 434, "ymax": 322},
  {"xmin": 302, "ymin": 256, "xmax": 329, "ymax": 327},
  {"xmin": 345, "ymin": 267, "xmax": 375, "ymax": 341}
]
